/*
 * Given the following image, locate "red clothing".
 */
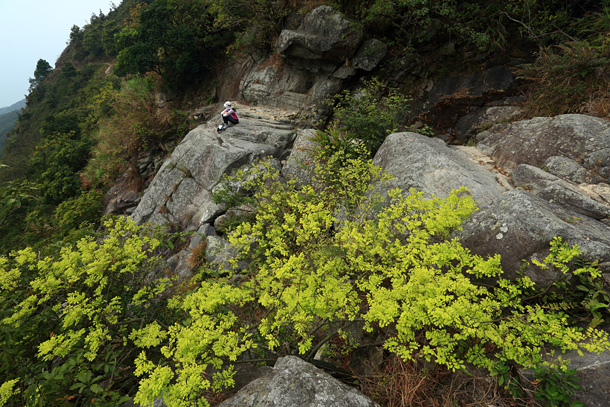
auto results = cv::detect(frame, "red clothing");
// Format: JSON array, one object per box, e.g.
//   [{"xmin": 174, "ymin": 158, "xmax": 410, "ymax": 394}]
[{"xmin": 221, "ymin": 107, "xmax": 238, "ymax": 121}]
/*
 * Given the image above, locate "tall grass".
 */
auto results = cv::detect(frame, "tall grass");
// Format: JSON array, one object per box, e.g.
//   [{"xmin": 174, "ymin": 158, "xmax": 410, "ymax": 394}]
[{"xmin": 82, "ymin": 77, "xmax": 190, "ymax": 188}]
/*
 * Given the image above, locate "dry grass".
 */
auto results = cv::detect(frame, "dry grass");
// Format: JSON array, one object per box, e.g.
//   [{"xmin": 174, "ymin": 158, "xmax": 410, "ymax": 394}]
[
  {"xmin": 187, "ymin": 241, "xmax": 208, "ymax": 270},
  {"xmin": 357, "ymin": 355, "xmax": 536, "ymax": 407},
  {"xmin": 519, "ymin": 41, "xmax": 610, "ymax": 118},
  {"xmin": 82, "ymin": 77, "xmax": 189, "ymax": 189}
]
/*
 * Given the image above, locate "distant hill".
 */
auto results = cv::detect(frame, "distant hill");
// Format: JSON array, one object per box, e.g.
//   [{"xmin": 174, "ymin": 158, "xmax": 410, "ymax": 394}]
[
  {"xmin": 0, "ymin": 99, "xmax": 26, "ymax": 115},
  {"xmin": 0, "ymin": 99, "xmax": 25, "ymax": 154}
]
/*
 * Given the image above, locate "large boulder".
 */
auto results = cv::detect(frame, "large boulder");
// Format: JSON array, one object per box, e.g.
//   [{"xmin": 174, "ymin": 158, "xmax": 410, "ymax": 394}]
[
  {"xmin": 372, "ymin": 132, "xmax": 508, "ymax": 208},
  {"xmin": 275, "ymin": 6, "xmax": 362, "ymax": 67},
  {"xmin": 281, "ymin": 128, "xmax": 318, "ymax": 187},
  {"xmin": 218, "ymin": 356, "xmax": 378, "ymax": 407},
  {"xmin": 131, "ymin": 106, "xmax": 296, "ymax": 230},
  {"xmin": 478, "ymin": 114, "xmax": 610, "ymax": 181},
  {"xmin": 456, "ymin": 190, "xmax": 610, "ymax": 283}
]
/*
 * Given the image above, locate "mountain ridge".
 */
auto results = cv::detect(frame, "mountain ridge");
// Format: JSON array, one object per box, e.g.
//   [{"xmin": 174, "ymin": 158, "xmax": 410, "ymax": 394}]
[{"xmin": 0, "ymin": 99, "xmax": 26, "ymax": 115}]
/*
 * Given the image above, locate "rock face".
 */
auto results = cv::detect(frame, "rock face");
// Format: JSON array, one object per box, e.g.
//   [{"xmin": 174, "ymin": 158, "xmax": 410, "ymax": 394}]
[
  {"xmin": 275, "ymin": 6, "xmax": 362, "ymax": 66},
  {"xmin": 458, "ymin": 190, "xmax": 610, "ymax": 282},
  {"xmin": 406, "ymin": 65, "xmax": 521, "ymax": 142},
  {"xmin": 281, "ymin": 128, "xmax": 318, "ymax": 187},
  {"xmin": 218, "ymin": 356, "xmax": 378, "ymax": 407},
  {"xmin": 239, "ymin": 6, "xmax": 386, "ymax": 121},
  {"xmin": 131, "ymin": 106, "xmax": 296, "ymax": 229},
  {"xmin": 129, "ymin": 106, "xmax": 296, "ymax": 278}
]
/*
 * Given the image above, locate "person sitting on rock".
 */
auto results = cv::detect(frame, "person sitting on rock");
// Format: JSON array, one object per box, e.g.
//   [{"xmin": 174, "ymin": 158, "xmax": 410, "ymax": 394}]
[{"xmin": 220, "ymin": 101, "xmax": 239, "ymax": 130}]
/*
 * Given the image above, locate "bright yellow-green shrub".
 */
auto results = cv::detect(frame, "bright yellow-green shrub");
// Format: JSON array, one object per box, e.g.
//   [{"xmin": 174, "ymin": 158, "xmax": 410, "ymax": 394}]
[
  {"xmin": 132, "ymin": 151, "xmax": 610, "ymax": 405},
  {"xmin": 0, "ymin": 217, "xmax": 176, "ymax": 406}
]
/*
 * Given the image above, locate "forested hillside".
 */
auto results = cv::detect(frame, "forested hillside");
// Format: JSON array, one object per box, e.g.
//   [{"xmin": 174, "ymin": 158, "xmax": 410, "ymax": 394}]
[
  {"xmin": 0, "ymin": 100, "xmax": 26, "ymax": 155},
  {"xmin": 1, "ymin": 1, "xmax": 610, "ymax": 406}
]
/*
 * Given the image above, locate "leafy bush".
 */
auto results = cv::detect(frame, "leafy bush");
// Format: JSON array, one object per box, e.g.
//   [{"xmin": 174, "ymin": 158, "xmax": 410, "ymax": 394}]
[
  {"xmin": 323, "ymin": 77, "xmax": 414, "ymax": 154},
  {"xmin": 115, "ymin": 0, "xmax": 231, "ymax": 90},
  {"xmin": 209, "ymin": 0, "xmax": 289, "ymax": 53},
  {"xmin": 533, "ymin": 368, "xmax": 584, "ymax": 407},
  {"xmin": 355, "ymin": 0, "xmax": 597, "ymax": 54},
  {"xmin": 53, "ymin": 189, "xmax": 104, "ymax": 235},
  {"xmin": 133, "ymin": 152, "xmax": 610, "ymax": 405},
  {"xmin": 0, "ymin": 217, "xmax": 177, "ymax": 406},
  {"xmin": 524, "ymin": 239, "xmax": 610, "ymax": 328},
  {"xmin": 0, "ymin": 180, "xmax": 39, "ymax": 228},
  {"xmin": 30, "ymin": 135, "xmax": 92, "ymax": 205}
]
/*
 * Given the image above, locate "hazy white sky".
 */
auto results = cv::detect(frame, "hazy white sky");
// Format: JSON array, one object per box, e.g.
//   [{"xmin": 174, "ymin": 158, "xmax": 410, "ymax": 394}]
[{"xmin": 0, "ymin": 0, "xmax": 114, "ymax": 108}]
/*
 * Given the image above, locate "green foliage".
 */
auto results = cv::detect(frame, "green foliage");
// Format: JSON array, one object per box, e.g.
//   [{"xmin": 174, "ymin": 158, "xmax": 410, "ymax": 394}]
[
  {"xmin": 533, "ymin": 368, "xmax": 585, "ymax": 407},
  {"xmin": 209, "ymin": 0, "xmax": 289, "ymax": 53},
  {"xmin": 53, "ymin": 189, "xmax": 104, "ymax": 236},
  {"xmin": 518, "ymin": 39, "xmax": 610, "ymax": 116},
  {"xmin": 0, "ymin": 110, "xmax": 20, "ymax": 153},
  {"xmin": 0, "ymin": 380, "xmax": 19, "ymax": 407},
  {"xmin": 323, "ymin": 77, "xmax": 413, "ymax": 154},
  {"xmin": 527, "ymin": 237, "xmax": 610, "ymax": 328},
  {"xmin": 30, "ymin": 135, "xmax": 92, "ymax": 205},
  {"xmin": 0, "ymin": 217, "xmax": 177, "ymax": 406},
  {"xmin": 82, "ymin": 12, "xmax": 108, "ymax": 58},
  {"xmin": 133, "ymin": 152, "xmax": 610, "ymax": 404},
  {"xmin": 115, "ymin": 0, "xmax": 231, "ymax": 90},
  {"xmin": 28, "ymin": 59, "xmax": 52, "ymax": 93},
  {"xmin": 354, "ymin": 0, "xmax": 599, "ymax": 54},
  {"xmin": 0, "ymin": 179, "xmax": 39, "ymax": 228}
]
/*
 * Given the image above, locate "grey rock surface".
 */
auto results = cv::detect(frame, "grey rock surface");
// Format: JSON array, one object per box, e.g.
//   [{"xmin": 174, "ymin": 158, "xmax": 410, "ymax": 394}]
[
  {"xmin": 454, "ymin": 105, "xmax": 522, "ymax": 141},
  {"xmin": 241, "ymin": 6, "xmax": 385, "ymax": 121},
  {"xmin": 478, "ymin": 114, "xmax": 610, "ymax": 180},
  {"xmin": 218, "ymin": 356, "xmax": 378, "ymax": 407},
  {"xmin": 281, "ymin": 128, "xmax": 318, "ymax": 187},
  {"xmin": 130, "ymin": 106, "xmax": 296, "ymax": 229},
  {"xmin": 543, "ymin": 155, "xmax": 592, "ymax": 184},
  {"xmin": 512, "ymin": 164, "xmax": 610, "ymax": 220},
  {"xmin": 352, "ymin": 39, "xmax": 387, "ymax": 71},
  {"xmin": 372, "ymin": 132, "xmax": 507, "ymax": 208},
  {"xmin": 275, "ymin": 6, "xmax": 362, "ymax": 65}
]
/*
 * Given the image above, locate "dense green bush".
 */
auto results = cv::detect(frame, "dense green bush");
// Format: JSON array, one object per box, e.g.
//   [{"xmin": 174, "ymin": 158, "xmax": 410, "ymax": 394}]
[
  {"xmin": 209, "ymin": 0, "xmax": 289, "ymax": 52},
  {"xmin": 115, "ymin": 0, "xmax": 231, "ymax": 90},
  {"xmin": 82, "ymin": 77, "xmax": 190, "ymax": 189},
  {"xmin": 53, "ymin": 189, "xmax": 104, "ymax": 235},
  {"xmin": 0, "ymin": 217, "xmax": 177, "ymax": 406},
  {"xmin": 321, "ymin": 77, "xmax": 427, "ymax": 155},
  {"xmin": 519, "ymin": 29, "xmax": 610, "ymax": 116},
  {"xmin": 351, "ymin": 0, "xmax": 599, "ymax": 54}
]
